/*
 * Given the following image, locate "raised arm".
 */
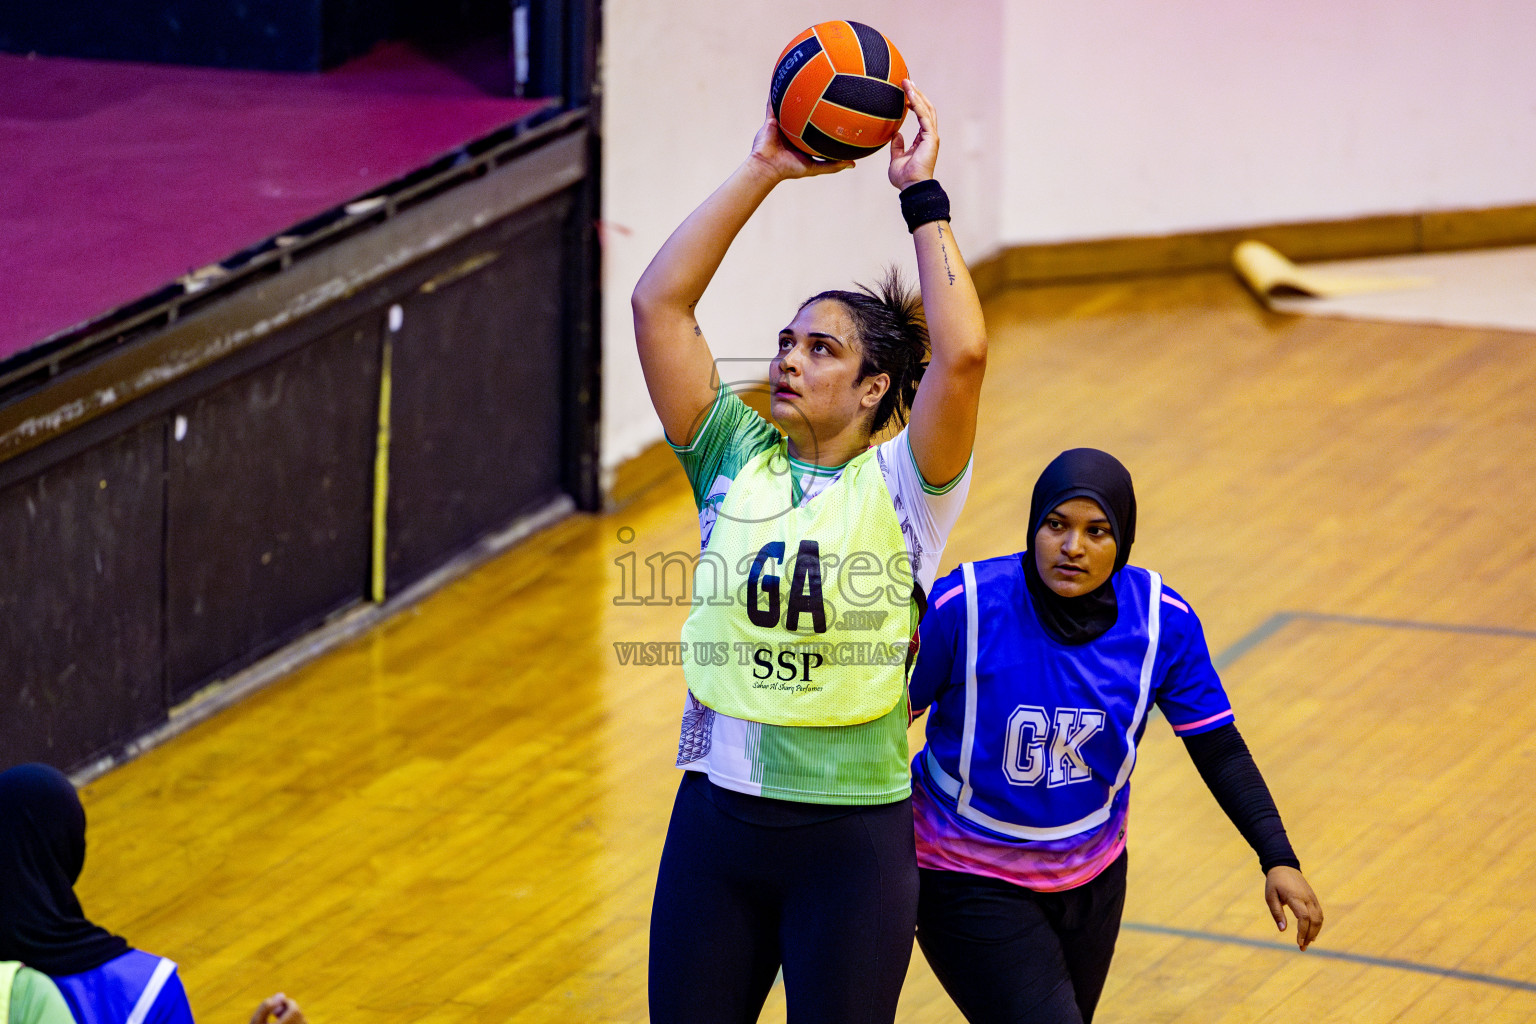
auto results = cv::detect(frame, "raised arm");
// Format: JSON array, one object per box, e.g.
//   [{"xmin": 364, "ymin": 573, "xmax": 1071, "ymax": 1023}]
[
  {"xmin": 891, "ymin": 82, "xmax": 988, "ymax": 488},
  {"xmin": 631, "ymin": 109, "xmax": 852, "ymax": 445}
]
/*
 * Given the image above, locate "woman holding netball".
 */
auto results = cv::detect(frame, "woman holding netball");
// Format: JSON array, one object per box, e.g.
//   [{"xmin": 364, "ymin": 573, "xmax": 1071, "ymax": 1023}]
[
  {"xmin": 909, "ymin": 448, "xmax": 1324, "ymax": 1024},
  {"xmin": 633, "ymin": 77, "xmax": 986, "ymax": 1023}
]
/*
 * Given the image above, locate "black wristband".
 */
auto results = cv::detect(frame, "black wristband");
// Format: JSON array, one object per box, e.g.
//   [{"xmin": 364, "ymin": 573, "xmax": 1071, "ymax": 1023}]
[{"xmin": 900, "ymin": 179, "xmax": 950, "ymax": 233}]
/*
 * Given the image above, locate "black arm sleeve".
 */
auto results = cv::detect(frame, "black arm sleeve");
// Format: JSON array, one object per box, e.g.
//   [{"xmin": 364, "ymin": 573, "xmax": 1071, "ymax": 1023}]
[{"xmin": 1181, "ymin": 722, "xmax": 1301, "ymax": 874}]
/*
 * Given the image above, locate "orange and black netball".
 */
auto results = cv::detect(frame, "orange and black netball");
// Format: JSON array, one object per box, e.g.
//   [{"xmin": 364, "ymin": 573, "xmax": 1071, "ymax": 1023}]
[{"xmin": 769, "ymin": 21, "xmax": 909, "ymax": 161}]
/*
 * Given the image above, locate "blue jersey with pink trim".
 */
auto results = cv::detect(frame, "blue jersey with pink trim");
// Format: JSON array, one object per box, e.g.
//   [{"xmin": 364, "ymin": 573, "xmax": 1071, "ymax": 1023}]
[{"xmin": 909, "ymin": 555, "xmax": 1232, "ymax": 888}]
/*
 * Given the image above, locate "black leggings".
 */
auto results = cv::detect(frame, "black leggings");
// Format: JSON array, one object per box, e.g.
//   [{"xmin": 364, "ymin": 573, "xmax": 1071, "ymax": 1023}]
[
  {"xmin": 648, "ymin": 771, "xmax": 920, "ymax": 1024},
  {"xmin": 915, "ymin": 851, "xmax": 1128, "ymax": 1024}
]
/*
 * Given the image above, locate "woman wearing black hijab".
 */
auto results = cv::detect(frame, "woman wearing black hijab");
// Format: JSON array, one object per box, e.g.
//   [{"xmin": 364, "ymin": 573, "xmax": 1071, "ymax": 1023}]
[
  {"xmin": 0, "ymin": 764, "xmax": 305, "ymax": 1024},
  {"xmin": 906, "ymin": 449, "xmax": 1323, "ymax": 1024}
]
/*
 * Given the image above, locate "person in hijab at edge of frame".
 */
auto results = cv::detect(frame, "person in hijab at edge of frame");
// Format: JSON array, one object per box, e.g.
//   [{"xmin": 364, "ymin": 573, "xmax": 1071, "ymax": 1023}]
[
  {"xmin": 906, "ymin": 448, "xmax": 1324, "ymax": 1024},
  {"xmin": 0, "ymin": 764, "xmax": 307, "ymax": 1024}
]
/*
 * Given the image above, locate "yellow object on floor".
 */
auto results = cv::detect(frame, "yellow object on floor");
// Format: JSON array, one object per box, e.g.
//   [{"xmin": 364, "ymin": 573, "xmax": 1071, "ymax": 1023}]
[
  {"xmin": 1232, "ymin": 240, "xmax": 1432, "ymax": 300},
  {"xmin": 1234, "ymin": 240, "xmax": 1536, "ymax": 333}
]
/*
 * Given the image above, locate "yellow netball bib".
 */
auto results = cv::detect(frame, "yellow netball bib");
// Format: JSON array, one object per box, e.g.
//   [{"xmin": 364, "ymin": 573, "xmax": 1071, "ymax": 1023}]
[{"xmin": 681, "ymin": 443, "xmax": 913, "ymax": 727}]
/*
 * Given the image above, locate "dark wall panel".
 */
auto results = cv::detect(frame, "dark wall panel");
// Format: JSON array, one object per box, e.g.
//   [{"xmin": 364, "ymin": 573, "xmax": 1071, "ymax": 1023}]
[
  {"xmin": 0, "ymin": 1, "xmax": 329, "ymax": 70},
  {"xmin": 0, "ymin": 422, "xmax": 164, "ymax": 770},
  {"xmin": 0, "ymin": 122, "xmax": 593, "ymax": 767},
  {"xmin": 0, "ymin": 0, "xmax": 515, "ymax": 70},
  {"xmin": 165, "ymin": 319, "xmax": 380, "ymax": 703},
  {"xmin": 386, "ymin": 197, "xmax": 568, "ymax": 593}
]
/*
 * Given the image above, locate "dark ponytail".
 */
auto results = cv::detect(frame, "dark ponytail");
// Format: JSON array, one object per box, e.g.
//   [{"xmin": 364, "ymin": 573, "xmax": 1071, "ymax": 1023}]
[{"xmin": 800, "ymin": 267, "xmax": 929, "ymax": 433}]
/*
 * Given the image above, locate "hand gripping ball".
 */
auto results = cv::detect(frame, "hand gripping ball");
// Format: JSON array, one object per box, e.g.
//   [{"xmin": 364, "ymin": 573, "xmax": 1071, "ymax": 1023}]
[{"xmin": 770, "ymin": 21, "xmax": 909, "ymax": 161}]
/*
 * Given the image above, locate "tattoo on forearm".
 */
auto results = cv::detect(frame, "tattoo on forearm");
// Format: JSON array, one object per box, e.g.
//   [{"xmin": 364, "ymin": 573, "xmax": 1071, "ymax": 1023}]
[
  {"xmin": 938, "ymin": 224, "xmax": 957, "ymax": 286},
  {"xmin": 693, "ymin": 326, "xmax": 702, "ymax": 337}
]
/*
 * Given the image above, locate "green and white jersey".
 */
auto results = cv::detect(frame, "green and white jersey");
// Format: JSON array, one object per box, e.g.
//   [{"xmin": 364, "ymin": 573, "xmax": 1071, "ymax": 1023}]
[
  {"xmin": 669, "ymin": 387, "xmax": 971, "ymax": 804},
  {"xmin": 1, "ymin": 964, "xmax": 77, "ymax": 1024}
]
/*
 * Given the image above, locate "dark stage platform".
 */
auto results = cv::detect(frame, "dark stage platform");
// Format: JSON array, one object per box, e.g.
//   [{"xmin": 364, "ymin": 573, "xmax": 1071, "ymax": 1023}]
[
  {"xmin": 0, "ymin": 42, "xmax": 548, "ymax": 362},
  {"xmin": 0, "ymin": 34, "xmax": 600, "ymax": 773}
]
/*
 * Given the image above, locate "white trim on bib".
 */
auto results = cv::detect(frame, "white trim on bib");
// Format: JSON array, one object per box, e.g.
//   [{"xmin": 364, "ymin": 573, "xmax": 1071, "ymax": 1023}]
[{"xmin": 126, "ymin": 958, "xmax": 176, "ymax": 1024}]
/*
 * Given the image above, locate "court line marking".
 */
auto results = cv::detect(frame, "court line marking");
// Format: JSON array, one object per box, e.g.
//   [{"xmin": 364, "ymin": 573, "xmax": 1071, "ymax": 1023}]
[
  {"xmin": 1122, "ymin": 922, "xmax": 1536, "ymax": 993},
  {"xmin": 1188, "ymin": 611, "xmax": 1536, "ymax": 994},
  {"xmin": 1214, "ymin": 611, "xmax": 1536, "ymax": 671}
]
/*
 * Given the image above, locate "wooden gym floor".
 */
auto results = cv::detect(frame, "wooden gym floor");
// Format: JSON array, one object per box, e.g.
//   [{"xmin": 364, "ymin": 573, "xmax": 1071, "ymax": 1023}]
[{"xmin": 75, "ymin": 269, "xmax": 1536, "ymax": 1022}]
